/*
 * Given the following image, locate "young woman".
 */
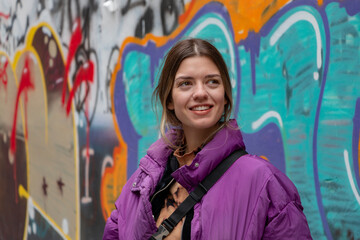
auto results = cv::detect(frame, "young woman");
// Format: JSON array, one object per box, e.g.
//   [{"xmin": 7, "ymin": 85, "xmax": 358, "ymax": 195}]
[{"xmin": 103, "ymin": 38, "xmax": 312, "ymax": 239}]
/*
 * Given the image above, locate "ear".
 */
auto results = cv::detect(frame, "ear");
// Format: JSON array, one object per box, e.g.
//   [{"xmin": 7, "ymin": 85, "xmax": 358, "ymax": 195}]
[{"xmin": 167, "ymin": 100, "xmax": 174, "ymax": 110}]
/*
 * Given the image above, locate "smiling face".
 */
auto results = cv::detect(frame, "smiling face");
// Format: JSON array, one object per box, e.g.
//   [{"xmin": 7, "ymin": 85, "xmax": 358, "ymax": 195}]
[{"xmin": 168, "ymin": 56, "xmax": 227, "ymax": 137}]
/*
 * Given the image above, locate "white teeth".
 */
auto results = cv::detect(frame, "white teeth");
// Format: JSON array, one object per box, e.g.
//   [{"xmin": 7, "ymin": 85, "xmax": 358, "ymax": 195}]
[{"xmin": 192, "ymin": 106, "xmax": 210, "ymax": 111}]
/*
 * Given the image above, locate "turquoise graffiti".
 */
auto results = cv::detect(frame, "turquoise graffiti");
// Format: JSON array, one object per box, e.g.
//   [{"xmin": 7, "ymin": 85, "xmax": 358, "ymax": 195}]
[{"xmin": 114, "ymin": 1, "xmax": 360, "ymax": 239}]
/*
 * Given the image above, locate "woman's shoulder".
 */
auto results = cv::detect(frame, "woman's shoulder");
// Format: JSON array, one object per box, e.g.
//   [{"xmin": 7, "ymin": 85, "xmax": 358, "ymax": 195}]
[
  {"xmin": 234, "ymin": 153, "xmax": 278, "ymax": 176},
  {"xmin": 232, "ymin": 153, "xmax": 298, "ymax": 195}
]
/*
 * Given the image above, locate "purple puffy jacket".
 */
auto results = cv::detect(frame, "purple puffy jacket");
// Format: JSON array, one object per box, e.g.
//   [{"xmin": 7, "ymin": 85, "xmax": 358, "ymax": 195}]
[{"xmin": 103, "ymin": 120, "xmax": 312, "ymax": 239}]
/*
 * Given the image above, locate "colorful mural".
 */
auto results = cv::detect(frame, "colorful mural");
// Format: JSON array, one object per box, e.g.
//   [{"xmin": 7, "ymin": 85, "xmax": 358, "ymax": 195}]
[{"xmin": 0, "ymin": 0, "xmax": 359, "ymax": 239}]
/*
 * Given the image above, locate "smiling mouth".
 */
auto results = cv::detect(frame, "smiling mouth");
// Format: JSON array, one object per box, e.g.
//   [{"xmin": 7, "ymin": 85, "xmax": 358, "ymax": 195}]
[{"xmin": 190, "ymin": 105, "xmax": 212, "ymax": 111}]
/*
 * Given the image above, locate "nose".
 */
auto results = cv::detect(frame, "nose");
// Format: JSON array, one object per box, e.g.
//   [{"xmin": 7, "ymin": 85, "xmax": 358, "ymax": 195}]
[{"xmin": 192, "ymin": 83, "xmax": 208, "ymax": 100}]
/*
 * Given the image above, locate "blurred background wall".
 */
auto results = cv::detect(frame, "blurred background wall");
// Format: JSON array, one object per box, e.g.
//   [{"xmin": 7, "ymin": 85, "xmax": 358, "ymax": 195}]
[{"xmin": 0, "ymin": 0, "xmax": 359, "ymax": 239}]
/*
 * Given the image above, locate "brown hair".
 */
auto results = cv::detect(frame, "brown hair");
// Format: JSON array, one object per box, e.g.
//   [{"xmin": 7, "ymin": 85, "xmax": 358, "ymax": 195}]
[{"xmin": 153, "ymin": 38, "xmax": 233, "ymax": 148}]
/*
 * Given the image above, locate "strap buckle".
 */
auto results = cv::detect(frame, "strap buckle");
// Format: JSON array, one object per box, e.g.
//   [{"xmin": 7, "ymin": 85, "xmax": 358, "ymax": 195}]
[{"xmin": 151, "ymin": 223, "xmax": 170, "ymax": 240}]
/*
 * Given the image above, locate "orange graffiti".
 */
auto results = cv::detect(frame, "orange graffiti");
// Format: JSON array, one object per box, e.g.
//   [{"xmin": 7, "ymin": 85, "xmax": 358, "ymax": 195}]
[
  {"xmin": 191, "ymin": 0, "xmax": 324, "ymax": 41},
  {"xmin": 178, "ymin": 0, "xmax": 196, "ymax": 24},
  {"xmin": 100, "ymin": 140, "xmax": 128, "ymax": 220}
]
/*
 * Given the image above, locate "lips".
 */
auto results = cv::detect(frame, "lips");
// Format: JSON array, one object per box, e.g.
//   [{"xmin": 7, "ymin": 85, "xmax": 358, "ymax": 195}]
[{"xmin": 190, "ymin": 105, "xmax": 213, "ymax": 111}]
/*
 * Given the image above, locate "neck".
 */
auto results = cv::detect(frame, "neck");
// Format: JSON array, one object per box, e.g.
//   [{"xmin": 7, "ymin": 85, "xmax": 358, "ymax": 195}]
[{"xmin": 182, "ymin": 124, "xmax": 221, "ymax": 153}]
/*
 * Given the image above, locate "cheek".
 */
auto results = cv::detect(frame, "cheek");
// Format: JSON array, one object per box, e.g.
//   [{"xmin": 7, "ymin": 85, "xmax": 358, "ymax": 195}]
[
  {"xmin": 171, "ymin": 99, "xmax": 183, "ymax": 114},
  {"xmin": 216, "ymin": 90, "xmax": 227, "ymax": 105},
  {"xmin": 171, "ymin": 91, "xmax": 186, "ymax": 110}
]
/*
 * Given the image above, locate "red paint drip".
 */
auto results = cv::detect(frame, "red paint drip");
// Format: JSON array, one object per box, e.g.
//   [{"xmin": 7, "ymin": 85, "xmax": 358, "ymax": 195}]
[
  {"xmin": 67, "ymin": 60, "xmax": 94, "ymax": 162},
  {"xmin": 0, "ymin": 60, "xmax": 9, "ymax": 91},
  {"xmin": 65, "ymin": 61, "xmax": 94, "ymax": 115},
  {"xmin": 59, "ymin": 19, "xmax": 94, "ymax": 187},
  {"xmin": 66, "ymin": 60, "xmax": 94, "ymax": 162},
  {"xmin": 60, "ymin": 19, "xmax": 94, "ymax": 187},
  {"xmin": 0, "ymin": 12, "xmax": 10, "ymax": 19},
  {"xmin": 10, "ymin": 56, "xmax": 34, "ymax": 203},
  {"xmin": 62, "ymin": 18, "xmax": 82, "ymax": 105},
  {"xmin": 10, "ymin": 56, "xmax": 34, "ymax": 153}
]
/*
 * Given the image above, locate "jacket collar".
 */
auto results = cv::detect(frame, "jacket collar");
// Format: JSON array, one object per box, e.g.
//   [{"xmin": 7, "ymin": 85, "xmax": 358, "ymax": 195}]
[{"xmin": 172, "ymin": 119, "xmax": 245, "ymax": 192}]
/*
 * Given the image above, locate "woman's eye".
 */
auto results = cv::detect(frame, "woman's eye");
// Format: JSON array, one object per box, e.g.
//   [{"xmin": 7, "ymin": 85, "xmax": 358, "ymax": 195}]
[
  {"xmin": 208, "ymin": 79, "xmax": 220, "ymax": 85},
  {"xmin": 178, "ymin": 81, "xmax": 191, "ymax": 87}
]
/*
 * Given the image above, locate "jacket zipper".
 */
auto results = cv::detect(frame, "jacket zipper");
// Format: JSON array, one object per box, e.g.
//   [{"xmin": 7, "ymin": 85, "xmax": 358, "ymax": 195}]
[{"xmin": 150, "ymin": 178, "xmax": 175, "ymax": 203}]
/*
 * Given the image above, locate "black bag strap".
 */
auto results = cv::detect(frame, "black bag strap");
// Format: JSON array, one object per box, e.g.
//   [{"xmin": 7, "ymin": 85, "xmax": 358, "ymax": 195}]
[{"xmin": 151, "ymin": 149, "xmax": 248, "ymax": 240}]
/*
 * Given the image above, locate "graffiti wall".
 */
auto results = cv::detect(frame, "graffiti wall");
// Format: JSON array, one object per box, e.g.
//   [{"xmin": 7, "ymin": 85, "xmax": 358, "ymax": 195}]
[{"xmin": 0, "ymin": 0, "xmax": 359, "ymax": 239}]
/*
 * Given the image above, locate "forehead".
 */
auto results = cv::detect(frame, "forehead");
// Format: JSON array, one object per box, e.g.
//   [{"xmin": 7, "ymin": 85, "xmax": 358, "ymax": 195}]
[{"xmin": 175, "ymin": 56, "xmax": 220, "ymax": 76}]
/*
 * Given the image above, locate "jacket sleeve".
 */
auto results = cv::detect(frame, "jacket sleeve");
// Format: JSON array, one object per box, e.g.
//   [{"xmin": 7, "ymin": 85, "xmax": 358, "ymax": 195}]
[
  {"xmin": 102, "ymin": 169, "xmax": 141, "ymax": 240},
  {"xmin": 103, "ymin": 208, "xmax": 120, "ymax": 240},
  {"xmin": 102, "ymin": 166, "xmax": 158, "ymax": 240},
  {"xmin": 261, "ymin": 171, "xmax": 313, "ymax": 240}
]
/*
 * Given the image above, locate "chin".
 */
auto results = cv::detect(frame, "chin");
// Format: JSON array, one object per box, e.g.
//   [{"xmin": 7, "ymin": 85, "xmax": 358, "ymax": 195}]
[{"xmin": 190, "ymin": 120, "xmax": 221, "ymax": 131}]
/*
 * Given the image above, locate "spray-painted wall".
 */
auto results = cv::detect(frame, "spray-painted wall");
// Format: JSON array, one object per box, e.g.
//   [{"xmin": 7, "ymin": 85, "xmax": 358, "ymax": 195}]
[{"xmin": 0, "ymin": 0, "xmax": 359, "ymax": 239}]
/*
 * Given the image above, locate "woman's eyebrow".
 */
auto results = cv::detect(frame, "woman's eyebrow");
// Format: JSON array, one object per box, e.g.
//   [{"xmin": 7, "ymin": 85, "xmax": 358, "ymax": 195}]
[
  {"xmin": 175, "ymin": 74, "xmax": 221, "ymax": 82},
  {"xmin": 174, "ymin": 76, "xmax": 193, "ymax": 81},
  {"xmin": 204, "ymin": 74, "xmax": 221, "ymax": 79}
]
